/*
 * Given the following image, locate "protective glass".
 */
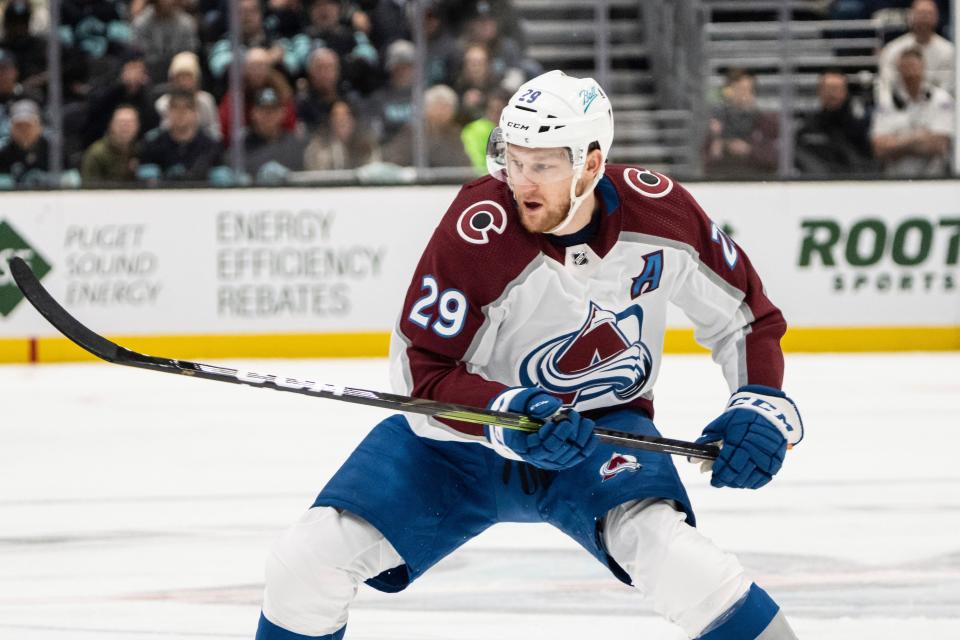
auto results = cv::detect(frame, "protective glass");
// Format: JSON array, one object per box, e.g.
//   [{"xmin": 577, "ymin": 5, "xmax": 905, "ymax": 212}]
[{"xmin": 485, "ymin": 127, "xmax": 575, "ymax": 187}]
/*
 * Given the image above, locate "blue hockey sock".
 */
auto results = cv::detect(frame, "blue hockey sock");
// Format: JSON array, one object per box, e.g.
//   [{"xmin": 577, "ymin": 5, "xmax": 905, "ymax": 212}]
[
  {"xmin": 697, "ymin": 583, "xmax": 780, "ymax": 640},
  {"xmin": 255, "ymin": 612, "xmax": 346, "ymax": 640}
]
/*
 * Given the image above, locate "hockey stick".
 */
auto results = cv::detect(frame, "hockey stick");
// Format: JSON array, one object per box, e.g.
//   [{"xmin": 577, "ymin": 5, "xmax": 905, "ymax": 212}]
[{"xmin": 8, "ymin": 257, "xmax": 719, "ymax": 461}]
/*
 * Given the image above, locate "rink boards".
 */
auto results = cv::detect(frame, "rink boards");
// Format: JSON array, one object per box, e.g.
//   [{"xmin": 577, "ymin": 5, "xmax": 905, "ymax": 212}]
[{"xmin": 1, "ymin": 179, "xmax": 958, "ymax": 362}]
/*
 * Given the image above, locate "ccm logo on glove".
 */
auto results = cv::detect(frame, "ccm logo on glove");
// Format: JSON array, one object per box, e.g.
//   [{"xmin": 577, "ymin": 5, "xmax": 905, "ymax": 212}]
[
  {"xmin": 695, "ymin": 385, "xmax": 804, "ymax": 490},
  {"xmin": 726, "ymin": 388, "xmax": 803, "ymax": 446}
]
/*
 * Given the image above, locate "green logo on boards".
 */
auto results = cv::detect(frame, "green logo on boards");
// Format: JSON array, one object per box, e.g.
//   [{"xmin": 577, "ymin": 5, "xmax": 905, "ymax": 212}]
[{"xmin": 0, "ymin": 220, "xmax": 51, "ymax": 317}]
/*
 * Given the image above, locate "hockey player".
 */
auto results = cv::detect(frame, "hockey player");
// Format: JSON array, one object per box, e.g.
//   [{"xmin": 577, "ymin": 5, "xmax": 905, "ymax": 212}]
[{"xmin": 255, "ymin": 70, "xmax": 804, "ymax": 639}]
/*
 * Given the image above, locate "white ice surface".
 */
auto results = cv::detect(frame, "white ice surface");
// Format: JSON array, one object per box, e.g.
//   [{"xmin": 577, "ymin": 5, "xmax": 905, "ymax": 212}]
[{"xmin": 1, "ymin": 353, "xmax": 958, "ymax": 639}]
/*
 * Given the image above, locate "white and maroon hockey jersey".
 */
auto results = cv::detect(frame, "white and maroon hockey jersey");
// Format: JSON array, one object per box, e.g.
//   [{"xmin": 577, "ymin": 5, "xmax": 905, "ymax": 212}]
[{"xmin": 390, "ymin": 166, "xmax": 786, "ymax": 445}]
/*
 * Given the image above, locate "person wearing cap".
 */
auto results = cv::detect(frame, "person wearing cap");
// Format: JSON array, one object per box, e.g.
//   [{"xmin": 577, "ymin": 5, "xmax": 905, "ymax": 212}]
[
  {"xmin": 131, "ymin": 0, "xmax": 200, "ymax": 85},
  {"xmin": 0, "ymin": 49, "xmax": 41, "ymax": 143},
  {"xmin": 0, "ymin": 0, "xmax": 47, "ymax": 91},
  {"xmin": 138, "ymin": 89, "xmax": 225, "ymax": 183},
  {"xmin": 81, "ymin": 104, "xmax": 141, "ymax": 184},
  {"xmin": 217, "ymin": 47, "xmax": 296, "ymax": 147},
  {"xmin": 84, "ymin": 48, "xmax": 160, "ymax": 148},
  {"xmin": 155, "ymin": 52, "xmax": 221, "ymax": 141},
  {"xmin": 244, "ymin": 86, "xmax": 308, "ymax": 180},
  {"xmin": 366, "ymin": 39, "xmax": 415, "ymax": 144},
  {"xmin": 0, "ymin": 98, "xmax": 51, "ymax": 186}
]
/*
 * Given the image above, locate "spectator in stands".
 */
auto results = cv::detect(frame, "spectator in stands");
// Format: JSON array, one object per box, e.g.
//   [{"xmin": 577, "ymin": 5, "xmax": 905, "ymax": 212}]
[
  {"xmin": 424, "ymin": 3, "xmax": 461, "ymax": 87},
  {"xmin": 384, "ymin": 84, "xmax": 471, "ymax": 167},
  {"xmin": 461, "ymin": 88, "xmax": 508, "ymax": 174},
  {"xmin": 454, "ymin": 44, "xmax": 500, "ymax": 123},
  {"xmin": 61, "ymin": 53, "xmax": 95, "ymax": 170},
  {"xmin": 0, "ymin": 1, "xmax": 47, "ymax": 94},
  {"xmin": 0, "ymin": 99, "xmax": 51, "ymax": 186},
  {"xmin": 367, "ymin": 39, "xmax": 415, "ymax": 143},
  {"xmin": 244, "ymin": 86, "xmax": 308, "ymax": 181},
  {"xmin": 218, "ymin": 47, "xmax": 297, "ymax": 146},
  {"xmin": 296, "ymin": 0, "xmax": 378, "ymax": 93},
  {"xmin": 296, "ymin": 47, "xmax": 357, "ymax": 132},
  {"xmin": 442, "ymin": 0, "xmax": 527, "ymax": 51},
  {"xmin": 196, "ymin": 0, "xmax": 230, "ymax": 44},
  {"xmin": 302, "ymin": 0, "xmax": 359, "ymax": 55},
  {"xmin": 871, "ymin": 47, "xmax": 954, "ymax": 176},
  {"xmin": 878, "ymin": 0, "xmax": 954, "ymax": 95},
  {"xmin": 304, "ymin": 99, "xmax": 378, "ymax": 170},
  {"xmin": 83, "ymin": 49, "xmax": 160, "ymax": 148},
  {"xmin": 60, "ymin": 0, "xmax": 133, "ymax": 85},
  {"xmin": 81, "ymin": 104, "xmax": 141, "ymax": 184},
  {"xmin": 139, "ymin": 89, "xmax": 225, "ymax": 183},
  {"xmin": 461, "ymin": 0, "xmax": 538, "ymax": 88},
  {"xmin": 364, "ymin": 0, "xmax": 410, "ymax": 53},
  {"xmin": 703, "ymin": 69, "xmax": 779, "ymax": 177},
  {"xmin": 795, "ymin": 69, "xmax": 876, "ymax": 175},
  {"xmin": 207, "ymin": 0, "xmax": 295, "ymax": 82},
  {"xmin": 264, "ymin": 0, "xmax": 307, "ymax": 39},
  {"xmin": 155, "ymin": 52, "xmax": 221, "ymax": 141},
  {"xmin": 0, "ymin": 49, "xmax": 41, "ymax": 145},
  {"xmin": 131, "ymin": 0, "xmax": 200, "ymax": 84}
]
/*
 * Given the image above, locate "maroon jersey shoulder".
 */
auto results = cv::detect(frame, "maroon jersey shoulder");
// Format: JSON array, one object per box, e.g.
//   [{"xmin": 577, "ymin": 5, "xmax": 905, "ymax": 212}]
[
  {"xmin": 604, "ymin": 166, "xmax": 786, "ymax": 388},
  {"xmin": 603, "ymin": 164, "xmax": 711, "ymax": 250},
  {"xmin": 424, "ymin": 175, "xmax": 541, "ymax": 307}
]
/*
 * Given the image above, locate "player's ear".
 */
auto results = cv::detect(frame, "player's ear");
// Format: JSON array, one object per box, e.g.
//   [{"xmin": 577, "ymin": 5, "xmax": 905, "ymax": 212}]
[{"xmin": 585, "ymin": 147, "xmax": 603, "ymax": 179}]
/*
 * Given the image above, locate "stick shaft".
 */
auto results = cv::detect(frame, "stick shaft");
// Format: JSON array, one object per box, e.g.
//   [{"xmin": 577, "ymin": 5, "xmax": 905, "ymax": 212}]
[{"xmin": 8, "ymin": 257, "xmax": 719, "ymax": 460}]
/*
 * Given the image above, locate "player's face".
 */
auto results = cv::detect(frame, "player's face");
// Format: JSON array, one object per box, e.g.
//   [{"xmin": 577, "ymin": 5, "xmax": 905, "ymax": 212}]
[{"xmin": 505, "ymin": 145, "xmax": 575, "ymax": 233}]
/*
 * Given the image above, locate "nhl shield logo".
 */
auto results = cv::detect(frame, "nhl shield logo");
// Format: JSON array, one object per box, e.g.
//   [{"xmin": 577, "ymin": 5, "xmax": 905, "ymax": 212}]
[
  {"xmin": 519, "ymin": 303, "xmax": 653, "ymax": 407},
  {"xmin": 600, "ymin": 452, "xmax": 642, "ymax": 481}
]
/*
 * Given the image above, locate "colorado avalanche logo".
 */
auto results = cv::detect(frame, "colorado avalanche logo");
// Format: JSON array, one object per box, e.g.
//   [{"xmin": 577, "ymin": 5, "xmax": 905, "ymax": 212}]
[
  {"xmin": 457, "ymin": 200, "xmax": 507, "ymax": 244},
  {"xmin": 519, "ymin": 303, "xmax": 653, "ymax": 406},
  {"xmin": 623, "ymin": 168, "xmax": 673, "ymax": 198},
  {"xmin": 600, "ymin": 452, "xmax": 642, "ymax": 481}
]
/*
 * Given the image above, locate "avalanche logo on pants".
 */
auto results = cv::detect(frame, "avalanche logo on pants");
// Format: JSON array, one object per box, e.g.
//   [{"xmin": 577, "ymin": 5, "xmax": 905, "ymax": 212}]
[
  {"xmin": 519, "ymin": 302, "xmax": 653, "ymax": 406},
  {"xmin": 600, "ymin": 453, "xmax": 642, "ymax": 481}
]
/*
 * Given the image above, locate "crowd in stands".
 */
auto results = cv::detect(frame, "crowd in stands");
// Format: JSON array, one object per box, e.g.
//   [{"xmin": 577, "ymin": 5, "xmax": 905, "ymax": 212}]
[
  {"xmin": 0, "ymin": 0, "xmax": 537, "ymax": 186},
  {"xmin": 0, "ymin": 0, "xmax": 957, "ymax": 186},
  {"xmin": 705, "ymin": 0, "xmax": 956, "ymax": 178}
]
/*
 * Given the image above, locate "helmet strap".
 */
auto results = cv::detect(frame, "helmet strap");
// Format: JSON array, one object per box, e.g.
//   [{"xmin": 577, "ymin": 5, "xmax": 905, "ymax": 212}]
[{"xmin": 546, "ymin": 160, "xmax": 604, "ymax": 235}]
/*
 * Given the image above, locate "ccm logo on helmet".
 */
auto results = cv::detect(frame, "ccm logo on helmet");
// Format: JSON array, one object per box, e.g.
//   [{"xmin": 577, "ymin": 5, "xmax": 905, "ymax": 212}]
[
  {"xmin": 457, "ymin": 200, "xmax": 508, "ymax": 244},
  {"xmin": 623, "ymin": 168, "xmax": 674, "ymax": 199},
  {"xmin": 506, "ymin": 121, "xmax": 529, "ymax": 130}
]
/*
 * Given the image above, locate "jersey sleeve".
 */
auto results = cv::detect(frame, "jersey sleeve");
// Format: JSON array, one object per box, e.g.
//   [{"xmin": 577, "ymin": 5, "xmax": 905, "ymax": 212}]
[
  {"xmin": 668, "ymin": 185, "xmax": 787, "ymax": 391},
  {"xmin": 390, "ymin": 184, "xmax": 524, "ymax": 433}
]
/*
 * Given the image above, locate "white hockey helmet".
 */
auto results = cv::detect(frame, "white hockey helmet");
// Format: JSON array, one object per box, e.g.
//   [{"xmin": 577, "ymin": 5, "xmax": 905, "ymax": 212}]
[{"xmin": 487, "ymin": 70, "xmax": 614, "ymax": 233}]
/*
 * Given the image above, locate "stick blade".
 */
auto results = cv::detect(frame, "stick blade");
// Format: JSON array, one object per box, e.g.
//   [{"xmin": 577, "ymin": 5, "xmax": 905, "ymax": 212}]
[{"xmin": 8, "ymin": 256, "xmax": 122, "ymax": 362}]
